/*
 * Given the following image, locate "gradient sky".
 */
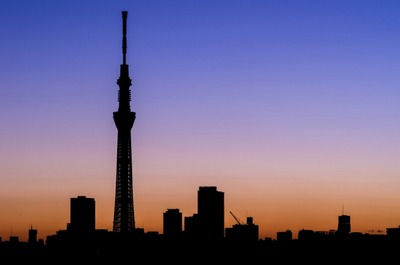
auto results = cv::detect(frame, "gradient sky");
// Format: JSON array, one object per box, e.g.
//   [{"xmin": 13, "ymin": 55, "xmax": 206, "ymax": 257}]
[{"xmin": 1, "ymin": 0, "xmax": 400, "ymax": 241}]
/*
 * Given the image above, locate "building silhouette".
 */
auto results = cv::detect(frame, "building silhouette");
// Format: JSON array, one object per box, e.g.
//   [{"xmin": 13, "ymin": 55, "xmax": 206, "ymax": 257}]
[
  {"xmin": 225, "ymin": 213, "xmax": 259, "ymax": 241},
  {"xmin": 336, "ymin": 214, "xmax": 351, "ymax": 236},
  {"xmin": 67, "ymin": 196, "xmax": 95, "ymax": 235},
  {"xmin": 9, "ymin": 236, "xmax": 19, "ymax": 244},
  {"xmin": 163, "ymin": 209, "xmax": 183, "ymax": 240},
  {"xmin": 197, "ymin": 186, "xmax": 224, "ymax": 240},
  {"xmin": 277, "ymin": 230, "xmax": 292, "ymax": 241},
  {"xmin": 28, "ymin": 226, "xmax": 37, "ymax": 244},
  {"xmin": 386, "ymin": 226, "xmax": 400, "ymax": 239},
  {"xmin": 183, "ymin": 213, "xmax": 200, "ymax": 239},
  {"xmin": 112, "ymin": 11, "xmax": 136, "ymax": 233},
  {"xmin": 298, "ymin": 229, "xmax": 315, "ymax": 240}
]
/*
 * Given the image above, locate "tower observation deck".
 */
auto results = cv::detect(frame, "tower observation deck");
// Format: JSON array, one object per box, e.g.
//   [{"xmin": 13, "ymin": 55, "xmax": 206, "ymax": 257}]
[{"xmin": 112, "ymin": 11, "xmax": 136, "ymax": 233}]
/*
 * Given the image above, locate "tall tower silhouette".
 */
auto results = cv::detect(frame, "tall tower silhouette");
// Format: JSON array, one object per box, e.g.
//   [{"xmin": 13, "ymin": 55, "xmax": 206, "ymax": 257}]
[{"xmin": 112, "ymin": 11, "xmax": 136, "ymax": 233}]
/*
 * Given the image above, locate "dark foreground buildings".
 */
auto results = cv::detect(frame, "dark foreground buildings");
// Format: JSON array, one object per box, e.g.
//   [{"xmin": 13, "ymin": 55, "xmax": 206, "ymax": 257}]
[
  {"xmin": 3, "ymin": 189, "xmax": 400, "ymax": 262},
  {"xmin": 184, "ymin": 186, "xmax": 225, "ymax": 241}
]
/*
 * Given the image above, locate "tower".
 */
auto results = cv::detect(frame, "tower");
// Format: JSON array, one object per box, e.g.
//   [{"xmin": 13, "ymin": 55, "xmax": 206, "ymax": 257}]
[{"xmin": 113, "ymin": 11, "xmax": 136, "ymax": 233}]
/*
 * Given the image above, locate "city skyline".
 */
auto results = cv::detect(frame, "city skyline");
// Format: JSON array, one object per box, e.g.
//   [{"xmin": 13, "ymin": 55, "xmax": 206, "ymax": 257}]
[{"xmin": 1, "ymin": 0, "xmax": 400, "ymax": 242}]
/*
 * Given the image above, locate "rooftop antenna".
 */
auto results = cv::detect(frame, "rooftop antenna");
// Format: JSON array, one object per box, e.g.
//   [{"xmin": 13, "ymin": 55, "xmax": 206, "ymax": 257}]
[{"xmin": 342, "ymin": 204, "xmax": 345, "ymax": 215}]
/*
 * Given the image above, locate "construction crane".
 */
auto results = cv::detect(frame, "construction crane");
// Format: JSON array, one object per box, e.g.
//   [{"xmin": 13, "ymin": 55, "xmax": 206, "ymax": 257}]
[{"xmin": 229, "ymin": 211, "xmax": 243, "ymax": 225}]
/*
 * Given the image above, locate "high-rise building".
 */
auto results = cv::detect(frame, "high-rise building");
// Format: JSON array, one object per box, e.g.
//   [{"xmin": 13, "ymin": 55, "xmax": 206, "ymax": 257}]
[
  {"xmin": 112, "ymin": 11, "xmax": 136, "ymax": 233},
  {"xmin": 197, "ymin": 186, "xmax": 224, "ymax": 240},
  {"xmin": 28, "ymin": 225, "xmax": 38, "ymax": 244},
  {"xmin": 68, "ymin": 196, "xmax": 95, "ymax": 234},
  {"xmin": 183, "ymin": 214, "xmax": 201, "ymax": 239},
  {"xmin": 336, "ymin": 214, "xmax": 351, "ymax": 236},
  {"xmin": 163, "ymin": 208, "xmax": 183, "ymax": 239}
]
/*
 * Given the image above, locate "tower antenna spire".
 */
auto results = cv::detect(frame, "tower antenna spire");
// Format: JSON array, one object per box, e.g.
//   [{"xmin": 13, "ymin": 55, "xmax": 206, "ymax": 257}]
[{"xmin": 122, "ymin": 11, "xmax": 128, "ymax": 65}]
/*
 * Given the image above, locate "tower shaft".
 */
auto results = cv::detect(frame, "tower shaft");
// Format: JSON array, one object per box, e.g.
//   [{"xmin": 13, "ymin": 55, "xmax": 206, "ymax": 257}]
[{"xmin": 113, "ymin": 11, "xmax": 136, "ymax": 233}]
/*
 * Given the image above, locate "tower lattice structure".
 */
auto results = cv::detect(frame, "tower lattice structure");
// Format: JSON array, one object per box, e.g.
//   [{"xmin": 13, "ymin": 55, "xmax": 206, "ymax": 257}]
[{"xmin": 113, "ymin": 11, "xmax": 136, "ymax": 233}]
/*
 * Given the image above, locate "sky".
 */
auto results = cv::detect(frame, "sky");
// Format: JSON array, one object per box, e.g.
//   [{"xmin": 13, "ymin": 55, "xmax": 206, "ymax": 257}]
[{"xmin": 1, "ymin": 0, "xmax": 400, "ymax": 241}]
